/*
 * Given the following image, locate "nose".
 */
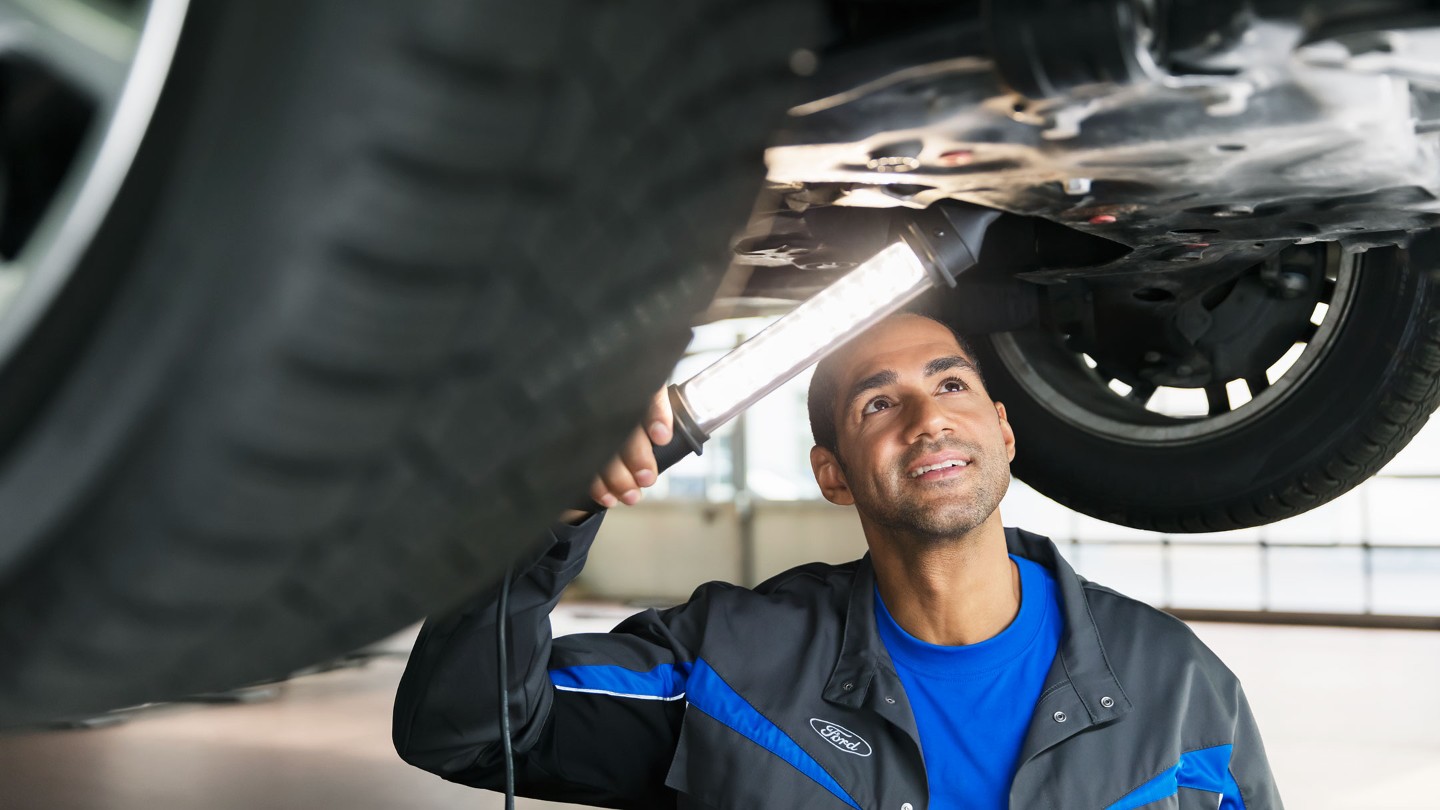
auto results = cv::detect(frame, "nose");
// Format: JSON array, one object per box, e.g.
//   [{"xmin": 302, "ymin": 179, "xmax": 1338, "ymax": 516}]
[{"xmin": 905, "ymin": 394, "xmax": 954, "ymax": 443}]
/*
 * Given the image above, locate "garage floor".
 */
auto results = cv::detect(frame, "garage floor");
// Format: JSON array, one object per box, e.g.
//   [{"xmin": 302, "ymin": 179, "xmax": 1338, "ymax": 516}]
[{"xmin": 2, "ymin": 604, "xmax": 1436, "ymax": 809}]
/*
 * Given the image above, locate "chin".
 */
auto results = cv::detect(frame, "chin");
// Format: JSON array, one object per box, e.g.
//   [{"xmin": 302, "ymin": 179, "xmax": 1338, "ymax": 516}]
[{"xmin": 896, "ymin": 503, "xmax": 993, "ymax": 541}]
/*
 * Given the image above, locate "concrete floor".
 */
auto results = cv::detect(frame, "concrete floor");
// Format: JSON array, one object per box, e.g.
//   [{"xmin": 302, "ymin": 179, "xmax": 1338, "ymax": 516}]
[{"xmin": 1, "ymin": 605, "xmax": 1436, "ymax": 809}]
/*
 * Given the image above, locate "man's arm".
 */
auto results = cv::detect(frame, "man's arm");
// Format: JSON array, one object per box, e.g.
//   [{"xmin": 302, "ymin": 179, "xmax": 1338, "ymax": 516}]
[
  {"xmin": 392, "ymin": 511, "xmax": 693, "ymax": 806},
  {"xmin": 394, "ymin": 390, "xmax": 687, "ymax": 805},
  {"xmin": 1230, "ymin": 683, "xmax": 1284, "ymax": 809},
  {"xmin": 392, "ymin": 514, "xmax": 597, "ymax": 779}
]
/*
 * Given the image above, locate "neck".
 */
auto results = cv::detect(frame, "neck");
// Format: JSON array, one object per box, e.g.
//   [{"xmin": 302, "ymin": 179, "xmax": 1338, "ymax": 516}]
[{"xmin": 866, "ymin": 510, "xmax": 1019, "ymax": 646}]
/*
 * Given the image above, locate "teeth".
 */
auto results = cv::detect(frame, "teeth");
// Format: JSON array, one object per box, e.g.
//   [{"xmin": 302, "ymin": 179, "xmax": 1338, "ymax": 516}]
[{"xmin": 910, "ymin": 460, "xmax": 968, "ymax": 477}]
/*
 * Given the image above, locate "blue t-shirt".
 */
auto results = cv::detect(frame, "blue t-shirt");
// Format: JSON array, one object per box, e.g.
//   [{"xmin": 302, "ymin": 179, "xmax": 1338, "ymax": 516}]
[{"xmin": 875, "ymin": 555, "xmax": 1063, "ymax": 810}]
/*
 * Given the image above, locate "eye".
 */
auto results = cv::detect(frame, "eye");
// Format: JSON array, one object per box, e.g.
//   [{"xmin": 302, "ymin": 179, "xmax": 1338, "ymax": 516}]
[
  {"xmin": 938, "ymin": 377, "xmax": 967, "ymax": 394},
  {"xmin": 861, "ymin": 397, "xmax": 893, "ymax": 416}
]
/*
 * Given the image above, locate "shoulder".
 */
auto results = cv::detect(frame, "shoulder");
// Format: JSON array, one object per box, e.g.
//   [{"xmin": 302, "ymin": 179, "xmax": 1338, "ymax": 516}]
[
  {"xmin": 678, "ymin": 559, "xmax": 858, "ymax": 613},
  {"xmin": 1007, "ymin": 525, "xmax": 1231, "ymax": 680},
  {"xmin": 1081, "ymin": 581, "xmax": 1242, "ymax": 696},
  {"xmin": 1082, "ymin": 580, "xmax": 1215, "ymax": 656},
  {"xmin": 677, "ymin": 558, "xmax": 858, "ymax": 598},
  {"xmin": 611, "ymin": 562, "xmax": 854, "ymax": 692},
  {"xmin": 756, "ymin": 559, "xmax": 860, "ymax": 595},
  {"xmin": 639, "ymin": 560, "xmax": 856, "ymax": 647}
]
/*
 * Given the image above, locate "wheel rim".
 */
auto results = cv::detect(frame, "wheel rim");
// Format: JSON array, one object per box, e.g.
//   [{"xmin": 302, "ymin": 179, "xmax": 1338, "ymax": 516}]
[
  {"xmin": 0, "ymin": 0, "xmax": 189, "ymax": 368},
  {"xmin": 991, "ymin": 245, "xmax": 1362, "ymax": 445}
]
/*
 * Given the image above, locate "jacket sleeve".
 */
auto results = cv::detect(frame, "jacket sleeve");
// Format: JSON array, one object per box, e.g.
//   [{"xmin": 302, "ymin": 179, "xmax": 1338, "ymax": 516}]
[
  {"xmin": 1229, "ymin": 682, "xmax": 1284, "ymax": 809},
  {"xmin": 392, "ymin": 511, "xmax": 692, "ymax": 808}
]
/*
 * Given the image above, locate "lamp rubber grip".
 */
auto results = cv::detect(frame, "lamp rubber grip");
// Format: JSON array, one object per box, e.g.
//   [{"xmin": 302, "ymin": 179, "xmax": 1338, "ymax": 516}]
[{"xmin": 651, "ymin": 431, "xmax": 696, "ymax": 476}]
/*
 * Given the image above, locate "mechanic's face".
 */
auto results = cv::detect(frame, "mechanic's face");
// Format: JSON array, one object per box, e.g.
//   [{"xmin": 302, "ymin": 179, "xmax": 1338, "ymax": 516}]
[{"xmin": 811, "ymin": 315, "xmax": 1015, "ymax": 543}]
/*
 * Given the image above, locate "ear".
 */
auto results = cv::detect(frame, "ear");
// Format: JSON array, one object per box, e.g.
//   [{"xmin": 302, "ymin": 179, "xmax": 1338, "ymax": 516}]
[
  {"xmin": 810, "ymin": 445, "xmax": 855, "ymax": 506},
  {"xmin": 994, "ymin": 401, "xmax": 1016, "ymax": 463}
]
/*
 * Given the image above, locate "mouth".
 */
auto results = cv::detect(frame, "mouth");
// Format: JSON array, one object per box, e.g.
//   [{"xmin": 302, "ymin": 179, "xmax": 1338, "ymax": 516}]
[{"xmin": 907, "ymin": 456, "xmax": 972, "ymax": 480}]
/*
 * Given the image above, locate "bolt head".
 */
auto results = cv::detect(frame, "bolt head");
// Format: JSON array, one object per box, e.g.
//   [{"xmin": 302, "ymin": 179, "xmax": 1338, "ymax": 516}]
[{"xmin": 789, "ymin": 49, "xmax": 819, "ymax": 77}]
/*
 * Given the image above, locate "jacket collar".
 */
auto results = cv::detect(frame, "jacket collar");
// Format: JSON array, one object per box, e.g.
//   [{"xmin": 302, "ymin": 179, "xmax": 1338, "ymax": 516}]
[
  {"xmin": 824, "ymin": 552, "xmax": 881, "ymax": 707},
  {"xmin": 824, "ymin": 527, "xmax": 1133, "ymax": 736}
]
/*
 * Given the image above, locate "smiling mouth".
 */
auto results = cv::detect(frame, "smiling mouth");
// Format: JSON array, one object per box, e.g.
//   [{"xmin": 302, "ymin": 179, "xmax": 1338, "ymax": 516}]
[{"xmin": 908, "ymin": 459, "xmax": 969, "ymax": 478}]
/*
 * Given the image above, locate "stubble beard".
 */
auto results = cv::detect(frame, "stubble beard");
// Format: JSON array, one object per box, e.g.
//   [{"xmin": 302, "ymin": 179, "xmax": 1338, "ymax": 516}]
[{"xmin": 849, "ymin": 440, "xmax": 1011, "ymax": 545}]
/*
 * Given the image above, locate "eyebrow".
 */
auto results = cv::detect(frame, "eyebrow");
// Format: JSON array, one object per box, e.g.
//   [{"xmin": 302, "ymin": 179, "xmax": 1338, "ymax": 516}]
[
  {"xmin": 844, "ymin": 370, "xmax": 898, "ymax": 414},
  {"xmin": 842, "ymin": 356, "xmax": 979, "ymax": 413},
  {"xmin": 925, "ymin": 355, "xmax": 977, "ymax": 377}
]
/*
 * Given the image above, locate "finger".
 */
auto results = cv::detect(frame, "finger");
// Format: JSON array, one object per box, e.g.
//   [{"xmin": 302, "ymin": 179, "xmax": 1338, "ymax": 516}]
[
  {"xmin": 646, "ymin": 388, "xmax": 674, "ymax": 445},
  {"xmin": 599, "ymin": 456, "xmax": 642, "ymax": 505},
  {"xmin": 618, "ymin": 427, "xmax": 659, "ymax": 488},
  {"xmin": 588, "ymin": 476, "xmax": 618, "ymax": 509}
]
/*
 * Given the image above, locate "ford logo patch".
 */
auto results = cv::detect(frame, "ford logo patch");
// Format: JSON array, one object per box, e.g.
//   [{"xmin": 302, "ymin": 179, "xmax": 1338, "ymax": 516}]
[{"xmin": 809, "ymin": 718, "xmax": 872, "ymax": 757}]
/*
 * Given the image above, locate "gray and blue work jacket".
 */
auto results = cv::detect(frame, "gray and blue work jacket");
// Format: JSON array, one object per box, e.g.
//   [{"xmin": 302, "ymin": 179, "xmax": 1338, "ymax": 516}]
[{"xmin": 393, "ymin": 513, "xmax": 1283, "ymax": 809}]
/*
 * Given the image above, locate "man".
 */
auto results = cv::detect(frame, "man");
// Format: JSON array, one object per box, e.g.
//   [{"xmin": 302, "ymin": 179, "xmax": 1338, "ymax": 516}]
[{"xmin": 394, "ymin": 313, "xmax": 1282, "ymax": 809}]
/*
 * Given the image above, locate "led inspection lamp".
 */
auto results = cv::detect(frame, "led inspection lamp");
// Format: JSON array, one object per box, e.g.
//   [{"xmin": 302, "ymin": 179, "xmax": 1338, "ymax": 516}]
[{"xmin": 644, "ymin": 203, "xmax": 1003, "ymax": 479}]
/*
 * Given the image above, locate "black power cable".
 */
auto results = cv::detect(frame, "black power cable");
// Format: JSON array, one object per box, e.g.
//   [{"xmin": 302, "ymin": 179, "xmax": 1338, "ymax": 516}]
[{"xmin": 496, "ymin": 564, "xmax": 516, "ymax": 810}]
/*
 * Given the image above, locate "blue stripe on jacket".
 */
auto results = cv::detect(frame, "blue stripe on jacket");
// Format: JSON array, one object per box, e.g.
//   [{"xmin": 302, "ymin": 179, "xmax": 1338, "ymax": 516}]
[
  {"xmin": 1104, "ymin": 744, "xmax": 1246, "ymax": 810},
  {"xmin": 549, "ymin": 661, "xmax": 691, "ymax": 701},
  {"xmin": 549, "ymin": 659, "xmax": 861, "ymax": 809}
]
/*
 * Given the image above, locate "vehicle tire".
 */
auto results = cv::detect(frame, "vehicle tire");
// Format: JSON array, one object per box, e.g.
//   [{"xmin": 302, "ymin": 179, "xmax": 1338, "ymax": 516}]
[
  {"xmin": 972, "ymin": 236, "xmax": 1440, "ymax": 532},
  {"xmin": 0, "ymin": 0, "xmax": 819, "ymax": 724}
]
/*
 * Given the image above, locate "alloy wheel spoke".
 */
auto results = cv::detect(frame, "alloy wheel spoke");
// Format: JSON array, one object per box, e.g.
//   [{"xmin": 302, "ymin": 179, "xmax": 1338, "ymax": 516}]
[
  {"xmin": 1245, "ymin": 374, "xmax": 1269, "ymax": 397},
  {"xmin": 0, "ymin": 0, "xmax": 141, "ymax": 104}
]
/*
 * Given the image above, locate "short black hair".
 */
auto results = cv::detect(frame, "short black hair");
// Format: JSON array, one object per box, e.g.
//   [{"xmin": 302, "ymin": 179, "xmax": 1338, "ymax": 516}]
[{"xmin": 806, "ymin": 313, "xmax": 985, "ymax": 456}]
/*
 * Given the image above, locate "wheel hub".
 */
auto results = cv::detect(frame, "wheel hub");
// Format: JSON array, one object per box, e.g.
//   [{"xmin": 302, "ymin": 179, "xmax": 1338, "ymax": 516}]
[
  {"xmin": 994, "ymin": 242, "xmax": 1359, "ymax": 442},
  {"xmin": 0, "ymin": 0, "xmax": 189, "ymax": 370}
]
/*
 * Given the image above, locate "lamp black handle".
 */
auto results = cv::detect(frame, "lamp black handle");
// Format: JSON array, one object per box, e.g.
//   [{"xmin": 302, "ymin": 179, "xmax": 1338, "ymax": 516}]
[{"xmin": 650, "ymin": 429, "xmax": 699, "ymax": 476}]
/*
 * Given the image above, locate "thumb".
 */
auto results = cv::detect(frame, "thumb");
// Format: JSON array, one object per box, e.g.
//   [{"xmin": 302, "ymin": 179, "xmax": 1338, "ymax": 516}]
[{"xmin": 646, "ymin": 387, "xmax": 673, "ymax": 445}]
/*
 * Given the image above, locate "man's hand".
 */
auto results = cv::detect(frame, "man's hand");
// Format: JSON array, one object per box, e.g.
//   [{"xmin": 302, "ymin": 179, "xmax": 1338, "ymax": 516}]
[{"xmin": 558, "ymin": 389, "xmax": 674, "ymax": 525}]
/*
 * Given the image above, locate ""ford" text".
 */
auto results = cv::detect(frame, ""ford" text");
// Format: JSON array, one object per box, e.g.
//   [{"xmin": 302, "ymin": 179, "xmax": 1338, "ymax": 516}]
[{"xmin": 809, "ymin": 718, "xmax": 873, "ymax": 757}]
